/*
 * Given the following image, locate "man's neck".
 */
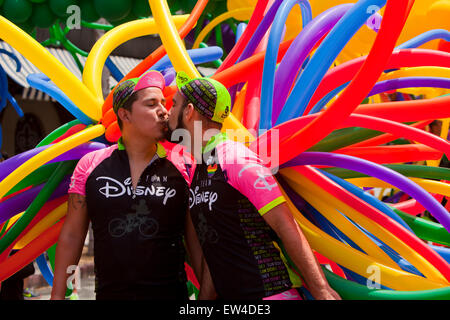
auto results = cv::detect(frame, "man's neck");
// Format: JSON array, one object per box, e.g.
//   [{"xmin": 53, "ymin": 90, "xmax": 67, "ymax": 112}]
[
  {"xmin": 190, "ymin": 130, "xmax": 224, "ymax": 163},
  {"xmin": 121, "ymin": 134, "xmax": 157, "ymax": 163}
]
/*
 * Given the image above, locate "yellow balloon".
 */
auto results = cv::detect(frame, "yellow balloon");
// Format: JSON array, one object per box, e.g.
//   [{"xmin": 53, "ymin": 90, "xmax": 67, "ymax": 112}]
[
  {"xmin": 0, "ymin": 16, "xmax": 101, "ymax": 122},
  {"xmin": 306, "ymin": 0, "xmax": 448, "ymax": 65},
  {"xmin": 426, "ymin": 0, "xmax": 450, "ymax": 33},
  {"xmin": 14, "ymin": 202, "xmax": 68, "ymax": 249},
  {"xmin": 149, "ymin": 0, "xmax": 200, "ymax": 79},
  {"xmin": 3, "ymin": 213, "xmax": 24, "ymax": 231},
  {"xmin": 0, "ymin": 125, "xmax": 105, "ymax": 199},
  {"xmin": 278, "ymin": 182, "xmax": 447, "ymax": 290},
  {"xmin": 283, "ymin": 167, "xmax": 449, "ymax": 285},
  {"xmin": 82, "ymin": 15, "xmax": 189, "ymax": 102},
  {"xmin": 227, "ymin": 0, "xmax": 256, "ymax": 20},
  {"xmin": 378, "ymin": 67, "xmax": 450, "ymax": 82},
  {"xmin": 148, "ymin": 0, "xmax": 253, "ymax": 142},
  {"xmin": 231, "ymin": 83, "xmax": 247, "ymax": 122}
]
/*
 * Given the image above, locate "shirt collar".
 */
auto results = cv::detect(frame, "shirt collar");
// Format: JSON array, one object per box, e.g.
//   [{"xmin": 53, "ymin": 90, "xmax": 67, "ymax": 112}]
[
  {"xmin": 202, "ymin": 132, "xmax": 228, "ymax": 154},
  {"xmin": 117, "ymin": 137, "xmax": 167, "ymax": 158}
]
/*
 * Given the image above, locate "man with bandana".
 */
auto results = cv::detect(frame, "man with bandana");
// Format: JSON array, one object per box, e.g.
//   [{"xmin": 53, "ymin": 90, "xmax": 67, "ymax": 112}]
[
  {"xmin": 51, "ymin": 71, "xmax": 203, "ymax": 300},
  {"xmin": 165, "ymin": 71, "xmax": 340, "ymax": 300}
]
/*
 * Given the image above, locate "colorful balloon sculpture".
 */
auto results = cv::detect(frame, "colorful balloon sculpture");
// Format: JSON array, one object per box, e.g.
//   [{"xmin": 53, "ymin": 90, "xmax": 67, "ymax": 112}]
[{"xmin": 0, "ymin": 0, "xmax": 449, "ymax": 300}]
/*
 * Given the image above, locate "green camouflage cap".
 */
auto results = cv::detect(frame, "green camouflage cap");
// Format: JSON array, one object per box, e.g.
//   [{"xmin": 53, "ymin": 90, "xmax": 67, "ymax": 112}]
[{"xmin": 176, "ymin": 71, "xmax": 230, "ymax": 123}]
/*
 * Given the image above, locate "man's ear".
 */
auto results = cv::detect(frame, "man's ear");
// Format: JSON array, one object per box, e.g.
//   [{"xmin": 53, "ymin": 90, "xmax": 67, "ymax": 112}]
[
  {"xmin": 185, "ymin": 103, "xmax": 195, "ymax": 121},
  {"xmin": 117, "ymin": 108, "xmax": 130, "ymax": 123}
]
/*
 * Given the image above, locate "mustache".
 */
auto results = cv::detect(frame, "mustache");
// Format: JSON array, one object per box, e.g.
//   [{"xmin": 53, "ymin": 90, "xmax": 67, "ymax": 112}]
[{"xmin": 164, "ymin": 116, "xmax": 185, "ymax": 142}]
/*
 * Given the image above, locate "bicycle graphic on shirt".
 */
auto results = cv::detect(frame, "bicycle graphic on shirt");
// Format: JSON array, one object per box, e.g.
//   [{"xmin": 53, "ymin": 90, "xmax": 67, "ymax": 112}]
[{"xmin": 108, "ymin": 199, "xmax": 159, "ymax": 238}]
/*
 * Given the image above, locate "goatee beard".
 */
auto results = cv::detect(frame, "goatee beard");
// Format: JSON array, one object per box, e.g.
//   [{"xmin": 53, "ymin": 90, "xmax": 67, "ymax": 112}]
[{"xmin": 164, "ymin": 114, "xmax": 185, "ymax": 143}]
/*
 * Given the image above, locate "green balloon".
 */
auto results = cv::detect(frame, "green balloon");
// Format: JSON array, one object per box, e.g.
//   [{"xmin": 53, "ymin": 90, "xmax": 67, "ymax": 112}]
[
  {"xmin": 79, "ymin": 0, "xmax": 99, "ymax": 23},
  {"xmin": 49, "ymin": 0, "xmax": 78, "ymax": 18},
  {"xmin": 132, "ymin": 0, "xmax": 151, "ymax": 18},
  {"xmin": 3, "ymin": 0, "xmax": 33, "ymax": 24},
  {"xmin": 323, "ymin": 268, "xmax": 450, "ymax": 300},
  {"xmin": 0, "ymin": 161, "xmax": 76, "ymax": 255},
  {"xmin": 110, "ymin": 10, "xmax": 136, "ymax": 27},
  {"xmin": 94, "ymin": 0, "xmax": 132, "ymax": 22},
  {"xmin": 29, "ymin": 0, "xmax": 46, "ymax": 3},
  {"xmin": 32, "ymin": 3, "xmax": 57, "ymax": 28},
  {"xmin": 167, "ymin": 0, "xmax": 180, "ymax": 14},
  {"xmin": 17, "ymin": 16, "xmax": 36, "ymax": 34}
]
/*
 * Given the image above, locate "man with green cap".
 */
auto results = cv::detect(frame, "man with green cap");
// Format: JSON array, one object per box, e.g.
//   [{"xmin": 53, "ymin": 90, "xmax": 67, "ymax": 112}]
[
  {"xmin": 166, "ymin": 71, "xmax": 340, "ymax": 300},
  {"xmin": 51, "ymin": 71, "xmax": 203, "ymax": 300}
]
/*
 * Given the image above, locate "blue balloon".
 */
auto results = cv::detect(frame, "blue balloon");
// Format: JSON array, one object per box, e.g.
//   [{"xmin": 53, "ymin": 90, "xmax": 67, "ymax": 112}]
[
  {"xmin": 307, "ymin": 29, "xmax": 450, "ymax": 114},
  {"xmin": 309, "ymin": 76, "xmax": 450, "ymax": 114},
  {"xmin": 319, "ymin": 169, "xmax": 415, "ymax": 233},
  {"xmin": 0, "ymin": 50, "xmax": 21, "ymax": 110},
  {"xmin": 279, "ymin": 170, "xmax": 421, "ymax": 276},
  {"xmin": 259, "ymin": 0, "xmax": 312, "ymax": 130},
  {"xmin": 281, "ymin": 152, "xmax": 450, "ymax": 232},
  {"xmin": 105, "ymin": 57, "xmax": 124, "ymax": 82},
  {"xmin": 396, "ymin": 29, "xmax": 450, "ymax": 50},
  {"xmin": 0, "ymin": 66, "xmax": 9, "ymax": 110},
  {"xmin": 272, "ymin": 4, "xmax": 353, "ymax": 123},
  {"xmin": 275, "ymin": 0, "xmax": 387, "ymax": 125},
  {"xmin": 0, "ymin": 49, "xmax": 21, "ymax": 72},
  {"xmin": 429, "ymin": 244, "xmax": 450, "ymax": 264},
  {"xmin": 6, "ymin": 92, "xmax": 24, "ymax": 117},
  {"xmin": 236, "ymin": 0, "xmax": 284, "ymax": 65},
  {"xmin": 150, "ymin": 47, "xmax": 223, "ymax": 72},
  {"xmin": 36, "ymin": 254, "xmax": 54, "ymax": 286},
  {"xmin": 278, "ymin": 175, "xmax": 394, "ymax": 288},
  {"xmin": 236, "ymin": 22, "xmax": 247, "ymax": 43},
  {"xmin": 27, "ymin": 73, "xmax": 94, "ymax": 125}
]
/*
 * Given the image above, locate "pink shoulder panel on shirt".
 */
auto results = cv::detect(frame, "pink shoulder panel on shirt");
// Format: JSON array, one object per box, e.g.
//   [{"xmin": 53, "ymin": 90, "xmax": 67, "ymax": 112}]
[
  {"xmin": 68, "ymin": 145, "xmax": 118, "ymax": 196},
  {"xmin": 163, "ymin": 141, "xmax": 195, "ymax": 185},
  {"xmin": 215, "ymin": 139, "xmax": 285, "ymax": 215}
]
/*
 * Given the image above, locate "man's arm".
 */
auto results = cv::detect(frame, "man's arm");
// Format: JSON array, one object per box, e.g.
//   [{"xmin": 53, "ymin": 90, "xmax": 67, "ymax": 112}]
[
  {"xmin": 184, "ymin": 211, "xmax": 217, "ymax": 299},
  {"xmin": 50, "ymin": 193, "xmax": 90, "ymax": 300},
  {"xmin": 198, "ymin": 257, "xmax": 217, "ymax": 300},
  {"xmin": 263, "ymin": 203, "xmax": 341, "ymax": 300}
]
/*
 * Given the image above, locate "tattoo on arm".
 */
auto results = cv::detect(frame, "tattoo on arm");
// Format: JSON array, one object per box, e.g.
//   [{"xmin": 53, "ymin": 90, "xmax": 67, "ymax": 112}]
[{"xmin": 69, "ymin": 194, "xmax": 86, "ymax": 210}]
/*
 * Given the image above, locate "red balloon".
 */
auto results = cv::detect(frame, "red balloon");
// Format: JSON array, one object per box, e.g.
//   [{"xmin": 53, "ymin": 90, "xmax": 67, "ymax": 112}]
[
  {"xmin": 0, "ymin": 220, "xmax": 63, "ymax": 282},
  {"xmin": 252, "ymin": 113, "xmax": 450, "ymax": 168},
  {"xmin": 216, "ymin": 0, "xmax": 269, "ymax": 73},
  {"xmin": 334, "ymin": 144, "xmax": 443, "ymax": 164},
  {"xmin": 305, "ymin": 49, "xmax": 450, "ymax": 115},
  {"xmin": 278, "ymin": 0, "xmax": 434, "ymax": 165}
]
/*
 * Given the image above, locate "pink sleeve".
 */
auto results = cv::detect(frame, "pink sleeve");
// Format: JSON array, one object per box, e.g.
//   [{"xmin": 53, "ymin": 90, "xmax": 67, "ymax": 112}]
[
  {"xmin": 68, "ymin": 153, "xmax": 91, "ymax": 196},
  {"xmin": 165, "ymin": 143, "xmax": 195, "ymax": 186},
  {"xmin": 217, "ymin": 140, "xmax": 286, "ymax": 215},
  {"xmin": 68, "ymin": 145, "xmax": 117, "ymax": 196}
]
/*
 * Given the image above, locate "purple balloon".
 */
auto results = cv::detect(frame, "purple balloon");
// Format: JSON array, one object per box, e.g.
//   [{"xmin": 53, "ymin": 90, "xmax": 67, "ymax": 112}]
[
  {"xmin": 227, "ymin": 0, "xmax": 284, "ymax": 104},
  {"xmin": 161, "ymin": 68, "xmax": 176, "ymax": 86},
  {"xmin": 0, "ymin": 142, "xmax": 107, "ymax": 182},
  {"xmin": 281, "ymin": 152, "xmax": 450, "ymax": 233},
  {"xmin": 272, "ymin": 4, "xmax": 352, "ymax": 124},
  {"xmin": 367, "ymin": 77, "xmax": 450, "ymax": 97},
  {"xmin": 0, "ymin": 176, "xmax": 71, "ymax": 224},
  {"xmin": 236, "ymin": 0, "xmax": 284, "ymax": 64}
]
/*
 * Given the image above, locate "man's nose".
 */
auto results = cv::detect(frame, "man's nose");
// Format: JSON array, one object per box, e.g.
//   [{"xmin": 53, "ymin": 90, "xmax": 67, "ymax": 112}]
[{"xmin": 158, "ymin": 104, "xmax": 168, "ymax": 118}]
